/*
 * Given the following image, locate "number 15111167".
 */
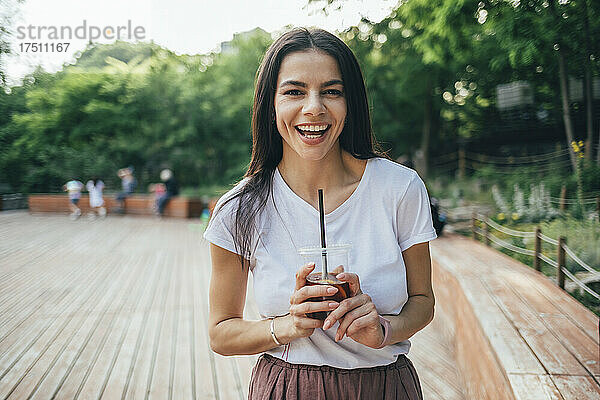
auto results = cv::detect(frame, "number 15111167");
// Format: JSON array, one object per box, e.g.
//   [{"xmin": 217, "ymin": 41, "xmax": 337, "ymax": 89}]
[{"xmin": 19, "ymin": 43, "xmax": 70, "ymax": 52}]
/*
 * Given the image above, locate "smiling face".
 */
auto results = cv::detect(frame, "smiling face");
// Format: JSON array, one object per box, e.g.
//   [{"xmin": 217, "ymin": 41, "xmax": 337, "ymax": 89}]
[{"xmin": 274, "ymin": 50, "xmax": 347, "ymax": 162}]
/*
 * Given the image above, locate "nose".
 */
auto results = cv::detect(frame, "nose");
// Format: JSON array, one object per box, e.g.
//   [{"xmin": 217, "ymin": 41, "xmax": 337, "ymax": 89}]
[{"xmin": 302, "ymin": 91, "xmax": 325, "ymax": 116}]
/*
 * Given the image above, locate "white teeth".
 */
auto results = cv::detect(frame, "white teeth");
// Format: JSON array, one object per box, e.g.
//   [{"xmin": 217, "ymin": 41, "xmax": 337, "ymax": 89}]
[
  {"xmin": 296, "ymin": 124, "xmax": 329, "ymax": 139},
  {"xmin": 297, "ymin": 124, "xmax": 328, "ymax": 132}
]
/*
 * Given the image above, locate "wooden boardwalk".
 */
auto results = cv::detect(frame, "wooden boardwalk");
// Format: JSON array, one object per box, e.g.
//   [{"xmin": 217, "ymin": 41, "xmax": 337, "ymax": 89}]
[
  {"xmin": 0, "ymin": 213, "xmax": 465, "ymax": 400},
  {"xmin": 432, "ymin": 234, "xmax": 600, "ymax": 399},
  {"xmin": 4, "ymin": 212, "xmax": 598, "ymax": 399}
]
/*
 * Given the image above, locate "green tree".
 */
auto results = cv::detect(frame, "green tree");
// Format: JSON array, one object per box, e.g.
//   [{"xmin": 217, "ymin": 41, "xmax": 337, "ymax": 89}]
[
  {"xmin": 313, "ymin": 0, "xmax": 599, "ymax": 176},
  {"xmin": 0, "ymin": 29, "xmax": 272, "ymax": 193},
  {"xmin": 0, "ymin": 0, "xmax": 24, "ymax": 87}
]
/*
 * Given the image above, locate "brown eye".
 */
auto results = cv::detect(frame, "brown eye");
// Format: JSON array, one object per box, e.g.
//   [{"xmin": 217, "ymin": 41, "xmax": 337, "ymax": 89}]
[{"xmin": 323, "ymin": 89, "xmax": 343, "ymax": 96}]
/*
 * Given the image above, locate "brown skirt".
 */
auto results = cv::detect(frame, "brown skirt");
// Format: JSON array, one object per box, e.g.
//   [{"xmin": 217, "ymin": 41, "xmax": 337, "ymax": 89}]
[{"xmin": 248, "ymin": 354, "xmax": 423, "ymax": 400}]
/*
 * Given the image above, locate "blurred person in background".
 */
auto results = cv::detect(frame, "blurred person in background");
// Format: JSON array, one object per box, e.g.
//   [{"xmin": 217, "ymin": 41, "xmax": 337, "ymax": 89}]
[
  {"xmin": 156, "ymin": 168, "xmax": 178, "ymax": 216},
  {"xmin": 63, "ymin": 179, "xmax": 84, "ymax": 220},
  {"xmin": 149, "ymin": 182, "xmax": 166, "ymax": 214},
  {"xmin": 86, "ymin": 177, "xmax": 106, "ymax": 219},
  {"xmin": 115, "ymin": 166, "xmax": 136, "ymax": 213},
  {"xmin": 429, "ymin": 196, "xmax": 446, "ymax": 236}
]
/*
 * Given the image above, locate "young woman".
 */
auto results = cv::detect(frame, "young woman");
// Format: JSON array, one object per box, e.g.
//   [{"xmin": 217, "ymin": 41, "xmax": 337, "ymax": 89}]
[{"xmin": 204, "ymin": 28, "xmax": 436, "ymax": 400}]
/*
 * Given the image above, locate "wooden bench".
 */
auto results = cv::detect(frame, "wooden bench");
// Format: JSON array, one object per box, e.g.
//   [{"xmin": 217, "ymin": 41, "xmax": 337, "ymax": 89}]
[
  {"xmin": 430, "ymin": 234, "xmax": 600, "ymax": 399},
  {"xmin": 28, "ymin": 194, "xmax": 206, "ymax": 218}
]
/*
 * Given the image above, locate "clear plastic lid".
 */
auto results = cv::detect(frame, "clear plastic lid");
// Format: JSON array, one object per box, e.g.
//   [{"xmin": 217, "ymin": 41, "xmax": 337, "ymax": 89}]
[{"xmin": 297, "ymin": 244, "xmax": 351, "ymax": 255}]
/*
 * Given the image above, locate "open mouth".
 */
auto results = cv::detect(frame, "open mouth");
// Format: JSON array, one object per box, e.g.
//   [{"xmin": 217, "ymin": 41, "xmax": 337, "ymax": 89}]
[{"xmin": 295, "ymin": 124, "xmax": 331, "ymax": 139}]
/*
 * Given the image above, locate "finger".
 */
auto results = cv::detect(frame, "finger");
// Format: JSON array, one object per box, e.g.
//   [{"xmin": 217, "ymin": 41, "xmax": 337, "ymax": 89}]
[
  {"xmin": 336, "ymin": 272, "xmax": 361, "ymax": 296},
  {"xmin": 322, "ymin": 294, "xmax": 368, "ymax": 330},
  {"xmin": 331, "ymin": 264, "xmax": 345, "ymax": 275},
  {"xmin": 291, "ymin": 300, "xmax": 339, "ymax": 316},
  {"xmin": 290, "ymin": 284, "xmax": 338, "ymax": 305},
  {"xmin": 345, "ymin": 312, "xmax": 381, "ymax": 341},
  {"xmin": 335, "ymin": 302, "xmax": 377, "ymax": 341},
  {"xmin": 295, "ymin": 263, "xmax": 315, "ymax": 290}
]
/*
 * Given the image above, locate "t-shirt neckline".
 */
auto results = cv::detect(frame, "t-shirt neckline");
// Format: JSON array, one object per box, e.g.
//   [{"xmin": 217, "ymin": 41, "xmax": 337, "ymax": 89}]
[{"xmin": 274, "ymin": 158, "xmax": 373, "ymax": 221}]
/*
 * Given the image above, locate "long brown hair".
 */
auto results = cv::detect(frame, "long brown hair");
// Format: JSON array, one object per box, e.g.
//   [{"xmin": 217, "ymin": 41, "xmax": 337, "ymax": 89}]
[{"xmin": 219, "ymin": 28, "xmax": 383, "ymax": 269}]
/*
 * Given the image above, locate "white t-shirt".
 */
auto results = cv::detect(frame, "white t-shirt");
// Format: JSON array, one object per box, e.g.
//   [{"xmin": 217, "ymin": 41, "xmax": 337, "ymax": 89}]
[
  {"xmin": 65, "ymin": 180, "xmax": 84, "ymax": 200},
  {"xmin": 86, "ymin": 180, "xmax": 105, "ymax": 208},
  {"xmin": 204, "ymin": 157, "xmax": 437, "ymax": 369}
]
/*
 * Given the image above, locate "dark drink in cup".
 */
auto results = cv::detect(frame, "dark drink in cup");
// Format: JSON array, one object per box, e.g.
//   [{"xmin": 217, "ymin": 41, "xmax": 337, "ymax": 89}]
[
  {"xmin": 305, "ymin": 272, "xmax": 350, "ymax": 320},
  {"xmin": 298, "ymin": 244, "xmax": 352, "ymax": 321}
]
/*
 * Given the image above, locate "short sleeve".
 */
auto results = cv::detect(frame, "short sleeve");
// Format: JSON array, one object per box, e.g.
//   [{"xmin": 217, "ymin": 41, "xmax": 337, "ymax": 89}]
[
  {"xmin": 396, "ymin": 174, "xmax": 437, "ymax": 251},
  {"xmin": 203, "ymin": 195, "xmax": 240, "ymax": 255},
  {"xmin": 203, "ymin": 179, "xmax": 253, "ymax": 257}
]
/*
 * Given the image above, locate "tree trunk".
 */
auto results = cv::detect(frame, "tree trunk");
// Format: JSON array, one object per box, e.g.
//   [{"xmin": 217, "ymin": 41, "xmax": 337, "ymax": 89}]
[
  {"xmin": 583, "ymin": 69, "xmax": 594, "ymax": 164},
  {"xmin": 550, "ymin": 0, "xmax": 578, "ymax": 171},
  {"xmin": 557, "ymin": 50, "xmax": 578, "ymax": 171},
  {"xmin": 419, "ymin": 79, "xmax": 432, "ymax": 178},
  {"xmin": 597, "ymin": 124, "xmax": 600, "ymax": 165},
  {"xmin": 596, "ymin": 124, "xmax": 600, "ymax": 167},
  {"xmin": 582, "ymin": 0, "xmax": 594, "ymax": 164}
]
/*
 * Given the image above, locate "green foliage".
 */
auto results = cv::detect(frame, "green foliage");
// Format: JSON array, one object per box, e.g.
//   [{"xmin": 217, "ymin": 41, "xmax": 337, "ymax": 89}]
[
  {"xmin": 74, "ymin": 41, "xmax": 155, "ymax": 69},
  {"xmin": 540, "ymin": 218, "xmax": 600, "ymax": 273},
  {"xmin": 0, "ymin": 0, "xmax": 25, "ymax": 86},
  {"xmin": 2, "ymin": 1, "xmax": 600, "ymax": 195},
  {"xmin": 0, "ymin": 30, "xmax": 271, "ymax": 193},
  {"xmin": 180, "ymin": 184, "xmax": 232, "ymax": 199},
  {"xmin": 313, "ymin": 0, "xmax": 600, "ymax": 172}
]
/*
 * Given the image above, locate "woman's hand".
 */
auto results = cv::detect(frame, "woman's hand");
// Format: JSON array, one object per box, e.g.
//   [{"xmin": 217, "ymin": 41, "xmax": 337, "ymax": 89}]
[
  {"xmin": 322, "ymin": 272, "xmax": 384, "ymax": 349},
  {"xmin": 279, "ymin": 263, "xmax": 340, "ymax": 343}
]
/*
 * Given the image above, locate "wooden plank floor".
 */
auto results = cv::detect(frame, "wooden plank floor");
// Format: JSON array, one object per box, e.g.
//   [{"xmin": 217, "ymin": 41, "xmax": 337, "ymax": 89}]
[
  {"xmin": 0, "ymin": 212, "xmax": 465, "ymax": 399},
  {"xmin": 431, "ymin": 234, "xmax": 600, "ymax": 399}
]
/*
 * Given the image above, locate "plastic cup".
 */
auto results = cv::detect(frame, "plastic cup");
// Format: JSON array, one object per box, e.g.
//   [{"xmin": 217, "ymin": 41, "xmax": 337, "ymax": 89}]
[{"xmin": 298, "ymin": 244, "xmax": 352, "ymax": 320}]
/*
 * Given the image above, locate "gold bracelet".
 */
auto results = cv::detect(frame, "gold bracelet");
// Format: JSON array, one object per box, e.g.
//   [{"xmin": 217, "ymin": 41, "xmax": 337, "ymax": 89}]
[{"xmin": 269, "ymin": 317, "xmax": 283, "ymax": 346}]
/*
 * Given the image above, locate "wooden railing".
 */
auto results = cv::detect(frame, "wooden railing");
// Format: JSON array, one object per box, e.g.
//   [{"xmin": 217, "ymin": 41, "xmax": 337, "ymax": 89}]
[
  {"xmin": 27, "ymin": 194, "xmax": 206, "ymax": 218},
  {"xmin": 471, "ymin": 213, "xmax": 600, "ymax": 302}
]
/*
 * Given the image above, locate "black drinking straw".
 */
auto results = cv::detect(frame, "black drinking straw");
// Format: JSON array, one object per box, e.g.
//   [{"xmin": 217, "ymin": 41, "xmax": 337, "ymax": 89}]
[{"xmin": 318, "ymin": 189, "xmax": 328, "ymax": 280}]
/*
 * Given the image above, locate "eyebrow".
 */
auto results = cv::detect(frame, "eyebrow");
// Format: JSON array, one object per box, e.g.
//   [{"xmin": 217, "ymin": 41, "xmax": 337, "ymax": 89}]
[{"xmin": 279, "ymin": 79, "xmax": 344, "ymax": 88}]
